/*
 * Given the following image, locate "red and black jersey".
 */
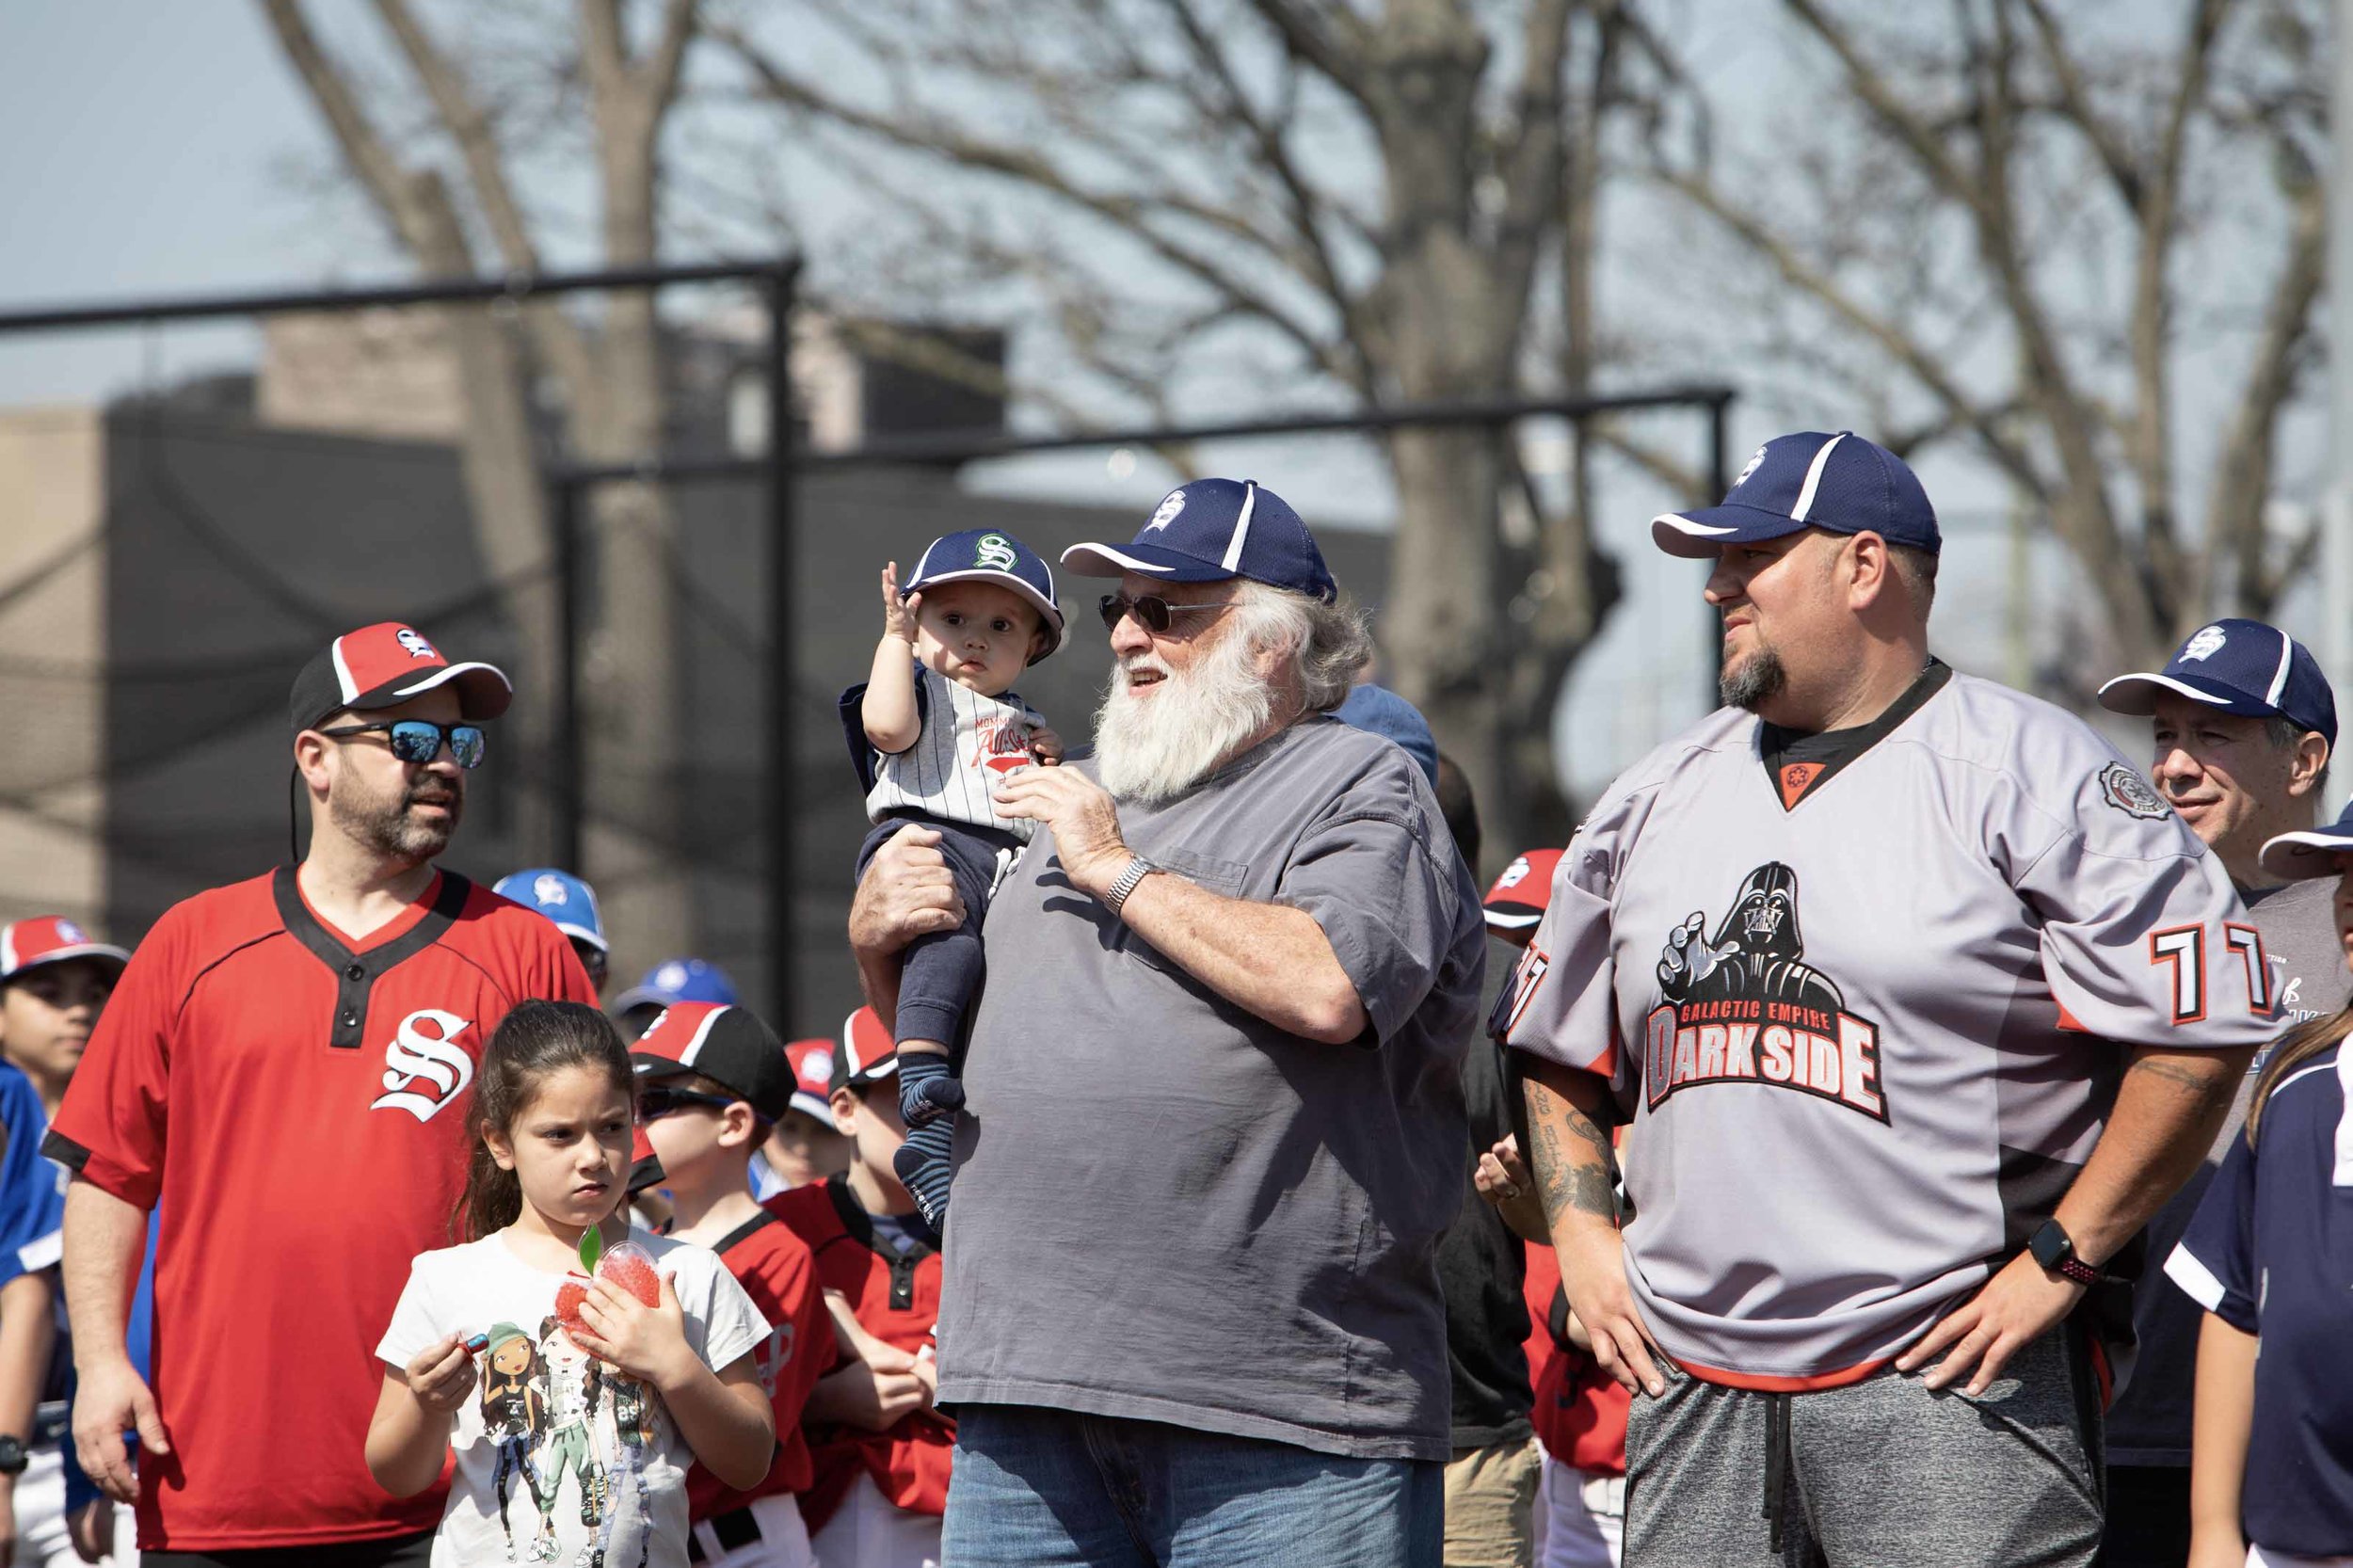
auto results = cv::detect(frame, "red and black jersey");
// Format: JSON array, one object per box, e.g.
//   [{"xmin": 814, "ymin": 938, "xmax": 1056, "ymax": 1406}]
[
  {"xmin": 45, "ymin": 867, "xmax": 594, "ymax": 1552},
  {"xmin": 686, "ymin": 1208, "xmax": 830, "ymax": 1523},
  {"xmin": 766, "ymin": 1177, "xmax": 952, "ymax": 1527}
]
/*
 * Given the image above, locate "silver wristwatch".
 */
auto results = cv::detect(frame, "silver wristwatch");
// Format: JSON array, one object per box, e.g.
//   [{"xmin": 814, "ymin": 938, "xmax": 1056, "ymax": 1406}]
[{"xmin": 1102, "ymin": 856, "xmax": 1156, "ymax": 916}]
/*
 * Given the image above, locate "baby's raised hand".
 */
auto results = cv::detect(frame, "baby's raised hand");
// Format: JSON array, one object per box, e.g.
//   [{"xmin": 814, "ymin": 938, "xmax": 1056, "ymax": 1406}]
[
  {"xmin": 1030, "ymin": 725, "xmax": 1064, "ymax": 765},
  {"xmin": 881, "ymin": 564, "xmax": 922, "ymax": 643}
]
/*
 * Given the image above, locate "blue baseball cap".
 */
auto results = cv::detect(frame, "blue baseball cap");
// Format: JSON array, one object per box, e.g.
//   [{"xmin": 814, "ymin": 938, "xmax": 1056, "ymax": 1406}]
[
  {"xmin": 1062, "ymin": 478, "xmax": 1337, "ymax": 603},
  {"xmin": 492, "ymin": 868, "xmax": 607, "ymax": 953},
  {"xmin": 613, "ymin": 957, "xmax": 740, "ymax": 1017},
  {"xmin": 2096, "ymin": 618, "xmax": 2338, "ymax": 748},
  {"xmin": 2259, "ymin": 797, "xmax": 2353, "ymax": 880},
  {"xmin": 1336, "ymin": 684, "xmax": 1438, "ymax": 786},
  {"xmin": 1653, "ymin": 431, "xmax": 1941, "ymax": 559},
  {"xmin": 903, "ymin": 528, "xmax": 1064, "ymax": 661}
]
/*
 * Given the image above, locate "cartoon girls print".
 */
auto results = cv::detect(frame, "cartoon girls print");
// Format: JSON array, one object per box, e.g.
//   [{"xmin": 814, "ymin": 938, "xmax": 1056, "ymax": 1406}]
[
  {"xmin": 530, "ymin": 1316, "xmax": 608, "ymax": 1561},
  {"xmin": 478, "ymin": 1323, "xmax": 552, "ymax": 1561},
  {"xmin": 468, "ymin": 1313, "xmax": 676, "ymax": 1568},
  {"xmin": 584, "ymin": 1371, "xmax": 660, "ymax": 1568}
]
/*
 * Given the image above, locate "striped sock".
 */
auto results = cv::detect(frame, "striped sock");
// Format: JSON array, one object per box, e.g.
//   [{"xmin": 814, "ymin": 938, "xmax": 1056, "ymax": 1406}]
[{"xmin": 893, "ymin": 1117, "xmax": 957, "ymax": 1226}]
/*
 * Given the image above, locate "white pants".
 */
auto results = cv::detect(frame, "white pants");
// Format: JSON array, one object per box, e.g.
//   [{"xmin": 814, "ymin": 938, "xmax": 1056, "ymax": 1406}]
[
  {"xmin": 1530, "ymin": 1453, "xmax": 1623, "ymax": 1568},
  {"xmin": 809, "ymin": 1473, "xmax": 942, "ymax": 1568},
  {"xmin": 694, "ymin": 1494, "xmax": 815, "ymax": 1568},
  {"xmin": 11, "ymin": 1444, "xmax": 136, "ymax": 1567}
]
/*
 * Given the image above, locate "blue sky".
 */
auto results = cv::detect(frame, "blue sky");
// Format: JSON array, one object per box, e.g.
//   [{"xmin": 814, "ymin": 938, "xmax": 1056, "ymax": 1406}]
[{"xmin": 0, "ymin": 4, "xmax": 353, "ymax": 405}]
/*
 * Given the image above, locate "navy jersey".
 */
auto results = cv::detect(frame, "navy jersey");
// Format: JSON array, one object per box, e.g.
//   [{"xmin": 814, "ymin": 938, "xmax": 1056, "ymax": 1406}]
[
  {"xmin": 2168, "ymin": 1040, "xmax": 2353, "ymax": 1557},
  {"xmin": 0, "ymin": 1062, "xmax": 63, "ymax": 1285}
]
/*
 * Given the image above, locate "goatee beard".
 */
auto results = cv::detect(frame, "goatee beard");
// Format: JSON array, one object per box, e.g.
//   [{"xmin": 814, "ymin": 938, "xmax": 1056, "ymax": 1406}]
[
  {"xmin": 330, "ymin": 782, "xmax": 458, "ymax": 864},
  {"xmin": 1720, "ymin": 647, "xmax": 1786, "ymax": 712}
]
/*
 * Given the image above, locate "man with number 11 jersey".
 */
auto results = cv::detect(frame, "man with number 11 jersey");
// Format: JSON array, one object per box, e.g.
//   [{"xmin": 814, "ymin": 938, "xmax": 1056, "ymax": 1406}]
[{"xmin": 1502, "ymin": 432, "xmax": 2276, "ymax": 1567}]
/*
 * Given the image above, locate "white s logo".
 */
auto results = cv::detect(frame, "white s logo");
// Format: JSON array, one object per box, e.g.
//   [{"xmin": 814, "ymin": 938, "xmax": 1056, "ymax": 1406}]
[
  {"xmin": 370, "ymin": 1008, "xmax": 475, "ymax": 1122},
  {"xmin": 975, "ymin": 532, "xmax": 1019, "ymax": 572}
]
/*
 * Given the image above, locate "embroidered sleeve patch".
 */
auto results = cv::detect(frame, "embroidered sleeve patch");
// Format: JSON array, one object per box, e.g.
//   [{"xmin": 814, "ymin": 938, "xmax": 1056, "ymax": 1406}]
[{"xmin": 2098, "ymin": 760, "xmax": 2170, "ymax": 822}]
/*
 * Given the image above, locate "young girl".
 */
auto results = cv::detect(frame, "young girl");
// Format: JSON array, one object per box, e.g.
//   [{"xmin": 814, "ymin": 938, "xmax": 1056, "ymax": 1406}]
[
  {"xmin": 2169, "ymin": 836, "xmax": 2353, "ymax": 1568},
  {"xmin": 368, "ymin": 1000, "xmax": 776, "ymax": 1568}
]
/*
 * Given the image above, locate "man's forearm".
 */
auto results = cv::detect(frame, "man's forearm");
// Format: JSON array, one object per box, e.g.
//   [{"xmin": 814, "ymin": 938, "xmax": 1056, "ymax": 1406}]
[
  {"xmin": 2057, "ymin": 1045, "xmax": 2250, "ymax": 1267},
  {"xmin": 1115, "ymin": 872, "xmax": 1367, "ymax": 1044},
  {"xmin": 1519, "ymin": 1056, "xmax": 1622, "ymax": 1243},
  {"xmin": 60, "ymin": 1180, "xmax": 146, "ymax": 1368}
]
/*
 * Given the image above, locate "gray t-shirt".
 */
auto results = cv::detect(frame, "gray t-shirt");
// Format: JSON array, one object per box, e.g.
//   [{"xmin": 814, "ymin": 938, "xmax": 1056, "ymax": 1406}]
[
  {"xmin": 2108, "ymin": 872, "xmax": 2351, "ymax": 1464},
  {"xmin": 933, "ymin": 715, "xmax": 1485, "ymax": 1462}
]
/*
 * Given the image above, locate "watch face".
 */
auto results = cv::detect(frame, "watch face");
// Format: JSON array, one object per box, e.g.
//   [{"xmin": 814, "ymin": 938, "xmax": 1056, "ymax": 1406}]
[{"xmin": 2029, "ymin": 1222, "xmax": 2070, "ymax": 1270}]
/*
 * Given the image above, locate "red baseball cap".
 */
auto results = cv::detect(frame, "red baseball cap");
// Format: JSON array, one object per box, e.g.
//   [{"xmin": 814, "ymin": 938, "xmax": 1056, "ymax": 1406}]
[
  {"xmin": 288, "ymin": 621, "xmax": 513, "ymax": 734},
  {"xmin": 829, "ymin": 1006, "xmax": 898, "ymax": 1093},
  {"xmin": 783, "ymin": 1038, "xmax": 838, "ymax": 1122},
  {"xmin": 1482, "ymin": 849, "xmax": 1563, "ymax": 932},
  {"xmin": 0, "ymin": 917, "xmax": 130, "ymax": 983},
  {"xmin": 629, "ymin": 1000, "xmax": 794, "ymax": 1123}
]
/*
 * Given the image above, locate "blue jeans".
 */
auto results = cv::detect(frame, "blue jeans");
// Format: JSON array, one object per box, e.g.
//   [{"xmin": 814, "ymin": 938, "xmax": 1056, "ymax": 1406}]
[{"xmin": 940, "ymin": 1403, "xmax": 1443, "ymax": 1568}]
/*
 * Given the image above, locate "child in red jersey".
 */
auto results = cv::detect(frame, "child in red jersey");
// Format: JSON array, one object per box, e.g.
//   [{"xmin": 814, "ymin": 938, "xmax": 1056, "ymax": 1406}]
[
  {"xmin": 630, "ymin": 1002, "xmax": 829, "ymax": 1568},
  {"xmin": 369, "ymin": 1000, "xmax": 775, "ymax": 1568},
  {"xmin": 766, "ymin": 1010, "xmax": 949, "ymax": 1568}
]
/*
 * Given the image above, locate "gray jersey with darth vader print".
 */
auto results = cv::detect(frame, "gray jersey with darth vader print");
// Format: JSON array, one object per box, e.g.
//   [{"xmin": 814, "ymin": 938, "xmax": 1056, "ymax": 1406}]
[{"xmin": 1499, "ymin": 668, "xmax": 2274, "ymax": 1388}]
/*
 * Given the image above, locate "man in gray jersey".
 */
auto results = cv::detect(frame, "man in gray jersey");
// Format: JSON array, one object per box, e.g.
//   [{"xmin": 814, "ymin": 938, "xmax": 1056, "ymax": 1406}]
[
  {"xmin": 1502, "ymin": 430, "xmax": 2273, "ymax": 1567},
  {"xmin": 2092, "ymin": 619, "xmax": 2344, "ymax": 1567},
  {"xmin": 849, "ymin": 478, "xmax": 1484, "ymax": 1568}
]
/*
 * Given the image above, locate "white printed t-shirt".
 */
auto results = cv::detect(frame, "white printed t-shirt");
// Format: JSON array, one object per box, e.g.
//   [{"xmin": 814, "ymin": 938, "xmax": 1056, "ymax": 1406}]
[{"xmin": 377, "ymin": 1228, "xmax": 769, "ymax": 1568}]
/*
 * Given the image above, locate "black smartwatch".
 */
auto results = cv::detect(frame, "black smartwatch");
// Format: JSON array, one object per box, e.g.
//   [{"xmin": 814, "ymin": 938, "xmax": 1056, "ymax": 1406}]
[
  {"xmin": 2028, "ymin": 1219, "xmax": 2100, "ymax": 1288},
  {"xmin": 0, "ymin": 1434, "xmax": 25, "ymax": 1476}
]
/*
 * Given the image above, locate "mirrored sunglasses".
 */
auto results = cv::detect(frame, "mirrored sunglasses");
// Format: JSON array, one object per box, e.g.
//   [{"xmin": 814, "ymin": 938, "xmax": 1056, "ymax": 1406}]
[{"xmin": 317, "ymin": 719, "xmax": 488, "ymax": 769}]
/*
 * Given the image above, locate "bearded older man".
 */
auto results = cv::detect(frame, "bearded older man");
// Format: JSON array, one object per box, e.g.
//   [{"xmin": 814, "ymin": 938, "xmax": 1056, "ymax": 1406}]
[{"xmin": 848, "ymin": 478, "xmax": 1485, "ymax": 1568}]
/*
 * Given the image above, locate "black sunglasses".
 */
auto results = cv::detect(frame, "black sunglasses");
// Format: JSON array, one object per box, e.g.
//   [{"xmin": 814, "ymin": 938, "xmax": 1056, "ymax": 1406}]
[
  {"xmin": 316, "ymin": 719, "xmax": 488, "ymax": 769},
  {"xmin": 1097, "ymin": 592, "xmax": 1239, "ymax": 634},
  {"xmin": 638, "ymin": 1085, "xmax": 738, "ymax": 1122}
]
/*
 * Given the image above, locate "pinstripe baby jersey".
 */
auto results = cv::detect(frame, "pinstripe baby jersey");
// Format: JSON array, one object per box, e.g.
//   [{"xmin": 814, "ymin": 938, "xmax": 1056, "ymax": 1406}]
[
  {"xmin": 1499, "ymin": 667, "xmax": 2274, "ymax": 1389},
  {"xmin": 863, "ymin": 664, "xmax": 1045, "ymax": 840}
]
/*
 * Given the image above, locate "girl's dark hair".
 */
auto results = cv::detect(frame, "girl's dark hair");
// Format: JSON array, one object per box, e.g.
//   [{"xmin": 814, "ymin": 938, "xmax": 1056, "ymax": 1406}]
[
  {"xmin": 2246, "ymin": 1003, "xmax": 2353, "ymax": 1148},
  {"xmin": 456, "ymin": 1000, "xmax": 635, "ymax": 1242}
]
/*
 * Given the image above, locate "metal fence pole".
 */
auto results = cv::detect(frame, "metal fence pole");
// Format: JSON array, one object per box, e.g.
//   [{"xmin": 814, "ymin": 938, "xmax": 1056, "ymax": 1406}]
[
  {"xmin": 764, "ymin": 262, "xmax": 801, "ymax": 1026},
  {"xmin": 553, "ymin": 475, "xmax": 584, "ymax": 874}
]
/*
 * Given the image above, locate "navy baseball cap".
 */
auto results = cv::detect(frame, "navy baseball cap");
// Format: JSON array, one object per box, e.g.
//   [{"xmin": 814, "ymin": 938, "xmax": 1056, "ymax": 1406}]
[
  {"xmin": 2258, "ymin": 798, "xmax": 2353, "ymax": 881},
  {"xmin": 613, "ymin": 956, "xmax": 740, "ymax": 1017},
  {"xmin": 2097, "ymin": 619, "xmax": 2338, "ymax": 748},
  {"xmin": 1653, "ymin": 431, "xmax": 1941, "ymax": 560},
  {"xmin": 1062, "ymin": 479, "xmax": 1337, "ymax": 603},
  {"xmin": 903, "ymin": 528, "xmax": 1064, "ymax": 661},
  {"xmin": 492, "ymin": 868, "xmax": 607, "ymax": 953}
]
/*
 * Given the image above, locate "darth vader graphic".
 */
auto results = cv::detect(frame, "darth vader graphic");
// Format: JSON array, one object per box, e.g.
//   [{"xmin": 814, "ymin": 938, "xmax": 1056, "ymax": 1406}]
[
  {"xmin": 1657, "ymin": 862, "xmax": 1845, "ymax": 1015},
  {"xmin": 1643, "ymin": 861, "xmax": 1888, "ymax": 1123}
]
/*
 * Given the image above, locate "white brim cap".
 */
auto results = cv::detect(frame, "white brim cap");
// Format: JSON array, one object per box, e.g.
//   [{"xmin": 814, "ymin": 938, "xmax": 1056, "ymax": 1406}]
[{"xmin": 2258, "ymin": 827, "xmax": 2353, "ymax": 881}]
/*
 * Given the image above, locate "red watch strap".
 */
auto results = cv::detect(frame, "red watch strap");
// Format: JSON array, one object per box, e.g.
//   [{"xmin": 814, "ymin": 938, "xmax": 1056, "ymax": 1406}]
[{"xmin": 2055, "ymin": 1255, "xmax": 2099, "ymax": 1288}]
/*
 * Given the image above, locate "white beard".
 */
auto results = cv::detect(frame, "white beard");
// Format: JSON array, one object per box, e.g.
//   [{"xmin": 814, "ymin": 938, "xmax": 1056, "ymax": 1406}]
[{"xmin": 1091, "ymin": 626, "xmax": 1276, "ymax": 804}]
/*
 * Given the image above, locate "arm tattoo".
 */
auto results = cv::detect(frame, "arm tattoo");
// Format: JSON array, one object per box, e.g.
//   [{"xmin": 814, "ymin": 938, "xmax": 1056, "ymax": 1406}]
[
  {"xmin": 1524, "ymin": 1078, "xmax": 1619, "ymax": 1225},
  {"xmin": 2125, "ymin": 1051, "xmax": 2236, "ymax": 1112}
]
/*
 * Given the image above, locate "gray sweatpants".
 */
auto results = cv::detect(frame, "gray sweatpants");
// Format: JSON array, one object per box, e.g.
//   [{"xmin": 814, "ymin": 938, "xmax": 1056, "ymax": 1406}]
[{"xmin": 1623, "ymin": 1327, "xmax": 2103, "ymax": 1567}]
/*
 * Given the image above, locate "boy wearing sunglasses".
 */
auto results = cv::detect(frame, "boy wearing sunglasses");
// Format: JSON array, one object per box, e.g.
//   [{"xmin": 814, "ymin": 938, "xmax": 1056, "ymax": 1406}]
[
  {"xmin": 840, "ymin": 530, "xmax": 1065, "ymax": 1225},
  {"xmin": 632, "ymin": 1001, "xmax": 831, "ymax": 1568}
]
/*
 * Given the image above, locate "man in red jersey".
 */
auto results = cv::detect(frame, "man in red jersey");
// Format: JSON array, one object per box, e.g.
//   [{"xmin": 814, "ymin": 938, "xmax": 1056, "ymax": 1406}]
[{"xmin": 44, "ymin": 621, "xmax": 596, "ymax": 1567}]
